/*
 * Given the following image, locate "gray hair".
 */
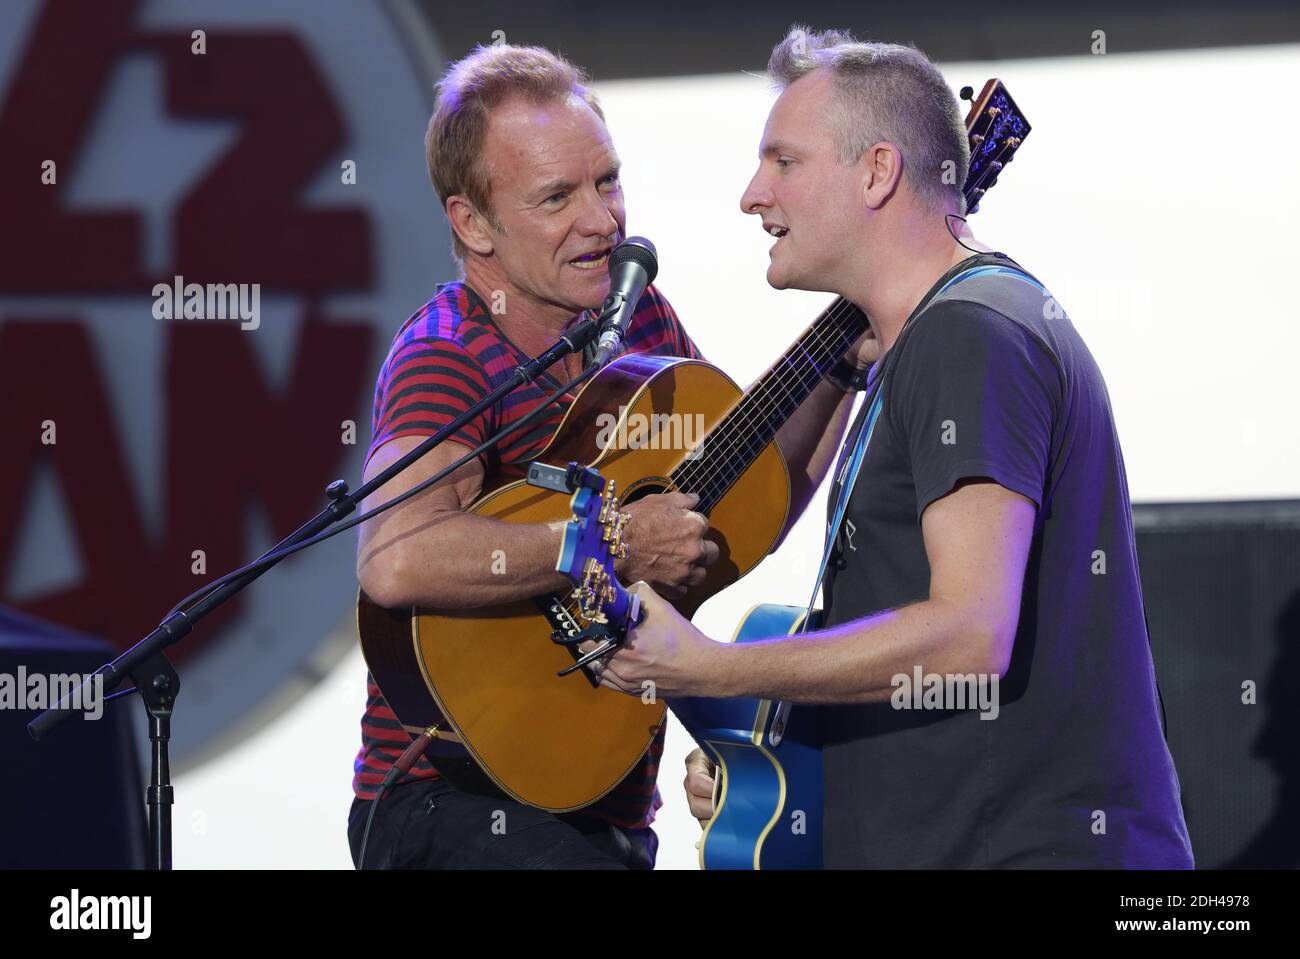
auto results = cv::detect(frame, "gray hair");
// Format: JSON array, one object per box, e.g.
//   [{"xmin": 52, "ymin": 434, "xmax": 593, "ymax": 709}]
[{"xmin": 768, "ymin": 25, "xmax": 969, "ymax": 213}]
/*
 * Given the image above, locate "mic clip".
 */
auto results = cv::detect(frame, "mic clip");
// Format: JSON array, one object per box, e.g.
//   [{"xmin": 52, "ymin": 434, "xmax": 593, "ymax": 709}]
[{"xmin": 595, "ymin": 291, "xmax": 629, "ymax": 329}]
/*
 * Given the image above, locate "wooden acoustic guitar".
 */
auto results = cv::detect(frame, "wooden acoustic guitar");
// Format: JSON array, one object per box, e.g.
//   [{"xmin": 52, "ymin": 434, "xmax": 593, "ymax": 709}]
[
  {"xmin": 359, "ymin": 297, "xmax": 866, "ymax": 811},
  {"xmin": 358, "ymin": 77, "xmax": 1029, "ymax": 815}
]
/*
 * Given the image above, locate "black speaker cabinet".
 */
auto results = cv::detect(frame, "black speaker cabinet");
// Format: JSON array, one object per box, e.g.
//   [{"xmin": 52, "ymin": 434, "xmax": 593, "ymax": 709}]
[
  {"xmin": 0, "ymin": 607, "xmax": 145, "ymax": 868},
  {"xmin": 1134, "ymin": 499, "xmax": 1300, "ymax": 869}
]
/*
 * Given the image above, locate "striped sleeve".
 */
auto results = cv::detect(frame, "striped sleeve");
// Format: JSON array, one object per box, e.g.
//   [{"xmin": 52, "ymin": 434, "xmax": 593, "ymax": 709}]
[{"xmin": 366, "ymin": 336, "xmax": 494, "ymax": 468}]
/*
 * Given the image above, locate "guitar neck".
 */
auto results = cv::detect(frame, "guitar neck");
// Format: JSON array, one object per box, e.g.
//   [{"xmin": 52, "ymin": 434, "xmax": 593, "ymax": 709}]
[{"xmin": 670, "ymin": 298, "xmax": 868, "ymax": 514}]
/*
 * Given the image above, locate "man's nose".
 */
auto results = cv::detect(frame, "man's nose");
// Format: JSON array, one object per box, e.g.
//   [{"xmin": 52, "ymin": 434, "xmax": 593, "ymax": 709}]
[
  {"xmin": 740, "ymin": 170, "xmax": 770, "ymax": 216},
  {"xmin": 575, "ymin": 186, "xmax": 620, "ymax": 236}
]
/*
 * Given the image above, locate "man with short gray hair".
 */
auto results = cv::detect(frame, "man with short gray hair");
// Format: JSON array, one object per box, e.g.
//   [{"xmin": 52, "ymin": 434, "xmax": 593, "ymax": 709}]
[
  {"xmin": 768, "ymin": 27, "xmax": 971, "ymax": 215},
  {"xmin": 599, "ymin": 26, "xmax": 1194, "ymax": 869}
]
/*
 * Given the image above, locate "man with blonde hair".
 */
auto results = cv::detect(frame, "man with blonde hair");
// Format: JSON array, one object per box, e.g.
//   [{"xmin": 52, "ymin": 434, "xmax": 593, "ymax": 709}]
[
  {"xmin": 344, "ymin": 41, "xmax": 703, "ymax": 871},
  {"xmin": 598, "ymin": 27, "xmax": 1194, "ymax": 869},
  {"xmin": 347, "ymin": 42, "xmax": 862, "ymax": 869}
]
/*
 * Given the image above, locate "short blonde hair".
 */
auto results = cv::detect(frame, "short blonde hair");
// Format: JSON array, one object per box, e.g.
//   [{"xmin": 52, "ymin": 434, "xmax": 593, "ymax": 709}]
[{"xmin": 425, "ymin": 44, "xmax": 606, "ymax": 260}]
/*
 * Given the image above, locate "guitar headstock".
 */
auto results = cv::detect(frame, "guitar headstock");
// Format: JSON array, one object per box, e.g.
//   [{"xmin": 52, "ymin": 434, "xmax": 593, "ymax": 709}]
[
  {"xmin": 540, "ymin": 463, "xmax": 636, "ymax": 629},
  {"xmin": 960, "ymin": 79, "xmax": 1030, "ymax": 215}
]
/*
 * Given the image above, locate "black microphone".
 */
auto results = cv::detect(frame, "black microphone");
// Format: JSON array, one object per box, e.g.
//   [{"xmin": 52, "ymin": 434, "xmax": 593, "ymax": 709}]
[{"xmin": 590, "ymin": 237, "xmax": 658, "ymax": 367}]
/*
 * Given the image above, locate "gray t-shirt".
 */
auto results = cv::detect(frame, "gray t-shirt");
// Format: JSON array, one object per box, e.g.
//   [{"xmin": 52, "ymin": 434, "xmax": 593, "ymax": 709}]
[{"xmin": 820, "ymin": 253, "xmax": 1194, "ymax": 868}]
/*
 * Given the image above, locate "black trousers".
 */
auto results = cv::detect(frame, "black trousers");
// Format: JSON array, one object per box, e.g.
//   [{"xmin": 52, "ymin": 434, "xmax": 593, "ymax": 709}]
[{"xmin": 348, "ymin": 775, "xmax": 658, "ymax": 870}]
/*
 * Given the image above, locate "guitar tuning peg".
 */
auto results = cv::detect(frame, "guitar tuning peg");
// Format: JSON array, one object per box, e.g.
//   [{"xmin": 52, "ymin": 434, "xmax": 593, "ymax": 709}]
[{"xmin": 613, "ymin": 511, "xmax": 631, "ymax": 558}]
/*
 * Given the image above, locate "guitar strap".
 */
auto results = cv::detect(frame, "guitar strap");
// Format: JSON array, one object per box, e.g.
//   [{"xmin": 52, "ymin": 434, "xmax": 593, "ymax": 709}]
[
  {"xmin": 799, "ymin": 262, "xmax": 1046, "ymax": 630},
  {"xmin": 801, "ymin": 373, "xmax": 887, "ymax": 628}
]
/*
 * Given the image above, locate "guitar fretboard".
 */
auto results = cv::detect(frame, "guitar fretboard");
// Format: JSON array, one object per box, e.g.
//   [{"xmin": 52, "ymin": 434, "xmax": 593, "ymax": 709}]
[{"xmin": 671, "ymin": 299, "xmax": 868, "ymax": 514}]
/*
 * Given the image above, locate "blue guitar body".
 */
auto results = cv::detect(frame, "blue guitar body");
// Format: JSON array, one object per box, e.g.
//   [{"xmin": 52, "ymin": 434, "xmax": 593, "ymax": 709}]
[{"xmin": 669, "ymin": 604, "xmax": 823, "ymax": 870}]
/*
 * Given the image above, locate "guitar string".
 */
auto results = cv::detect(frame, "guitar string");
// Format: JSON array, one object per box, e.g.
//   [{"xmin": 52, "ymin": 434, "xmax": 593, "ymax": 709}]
[
  {"xmin": 666, "ymin": 306, "xmax": 856, "ymax": 506},
  {"xmin": 691, "ymin": 317, "xmax": 862, "ymax": 507},
  {"xmin": 683, "ymin": 297, "xmax": 865, "ymax": 480},
  {"xmin": 671, "ymin": 300, "xmax": 865, "ymax": 508},
  {"xmin": 673, "ymin": 303, "xmax": 858, "ymax": 500}
]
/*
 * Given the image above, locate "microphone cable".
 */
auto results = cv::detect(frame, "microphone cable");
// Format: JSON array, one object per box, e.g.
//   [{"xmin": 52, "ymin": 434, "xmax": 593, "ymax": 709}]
[{"xmin": 357, "ymin": 725, "xmax": 441, "ymax": 870}]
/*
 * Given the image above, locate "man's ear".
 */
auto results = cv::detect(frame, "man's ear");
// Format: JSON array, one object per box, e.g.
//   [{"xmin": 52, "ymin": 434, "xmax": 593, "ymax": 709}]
[
  {"xmin": 860, "ymin": 142, "xmax": 903, "ymax": 211},
  {"xmin": 446, "ymin": 195, "xmax": 496, "ymax": 257}
]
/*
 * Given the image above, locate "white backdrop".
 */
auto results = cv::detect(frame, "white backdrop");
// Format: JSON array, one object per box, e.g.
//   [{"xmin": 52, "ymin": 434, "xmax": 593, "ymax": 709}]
[{"xmin": 173, "ymin": 43, "xmax": 1300, "ymax": 869}]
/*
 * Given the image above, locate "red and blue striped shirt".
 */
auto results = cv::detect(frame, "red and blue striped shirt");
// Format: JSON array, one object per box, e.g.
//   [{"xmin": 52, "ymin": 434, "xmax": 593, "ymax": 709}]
[{"xmin": 354, "ymin": 280, "xmax": 703, "ymax": 829}]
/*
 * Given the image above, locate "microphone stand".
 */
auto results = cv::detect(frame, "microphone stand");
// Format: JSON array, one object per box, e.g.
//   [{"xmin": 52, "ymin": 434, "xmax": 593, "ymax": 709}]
[{"xmin": 27, "ymin": 314, "xmax": 603, "ymax": 870}]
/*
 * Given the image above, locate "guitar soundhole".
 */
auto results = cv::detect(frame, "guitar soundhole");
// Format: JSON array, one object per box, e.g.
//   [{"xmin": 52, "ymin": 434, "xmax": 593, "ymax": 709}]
[{"xmin": 621, "ymin": 477, "xmax": 673, "ymax": 504}]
